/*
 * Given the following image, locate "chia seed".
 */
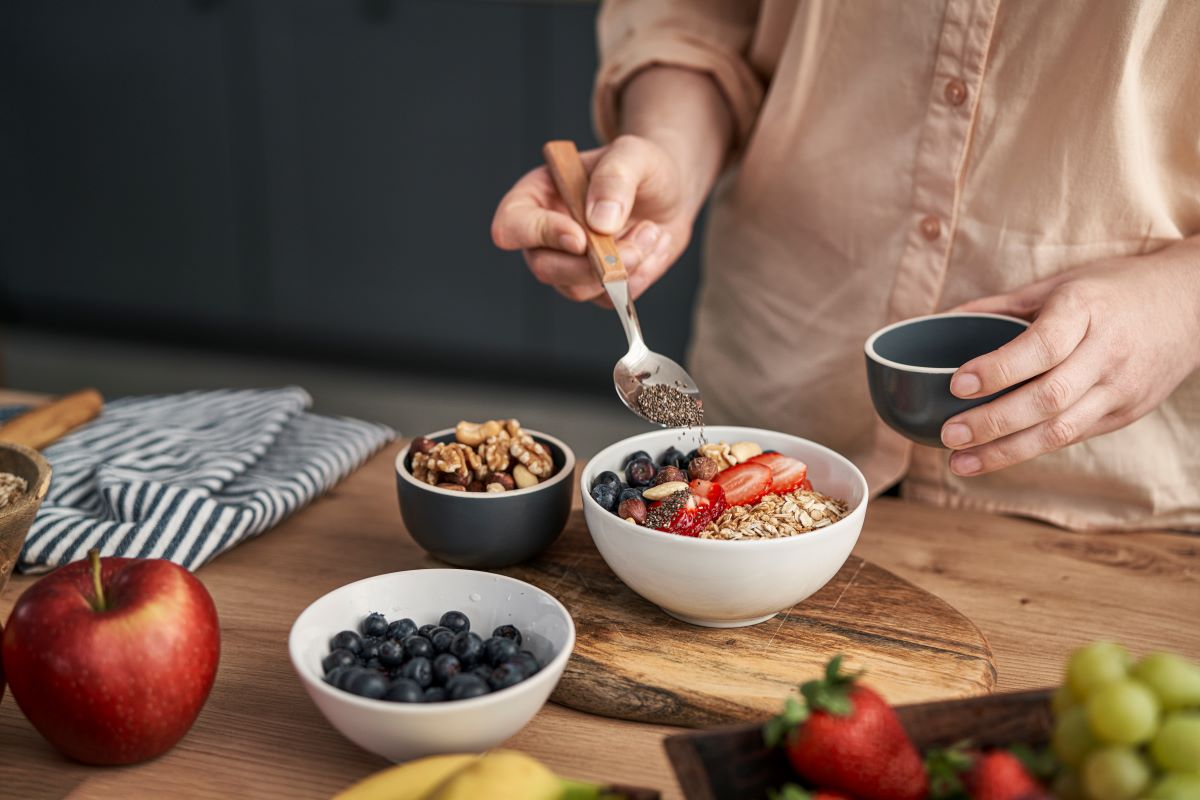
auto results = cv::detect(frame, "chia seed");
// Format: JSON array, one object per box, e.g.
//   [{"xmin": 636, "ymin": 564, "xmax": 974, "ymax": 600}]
[
  {"xmin": 637, "ymin": 383, "xmax": 704, "ymax": 429},
  {"xmin": 644, "ymin": 488, "xmax": 690, "ymax": 530}
]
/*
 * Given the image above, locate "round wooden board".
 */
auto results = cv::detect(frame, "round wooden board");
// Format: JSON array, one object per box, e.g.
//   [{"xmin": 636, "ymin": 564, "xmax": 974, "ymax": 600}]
[{"xmin": 500, "ymin": 513, "xmax": 996, "ymax": 728}]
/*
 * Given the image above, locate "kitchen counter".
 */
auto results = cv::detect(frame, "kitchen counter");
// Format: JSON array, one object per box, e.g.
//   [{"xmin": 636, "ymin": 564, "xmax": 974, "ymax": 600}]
[{"xmin": 0, "ymin": 396, "xmax": 1196, "ymax": 799}]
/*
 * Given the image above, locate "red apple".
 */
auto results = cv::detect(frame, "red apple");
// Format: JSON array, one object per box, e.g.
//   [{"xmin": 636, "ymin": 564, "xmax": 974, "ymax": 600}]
[{"xmin": 1, "ymin": 550, "xmax": 219, "ymax": 764}]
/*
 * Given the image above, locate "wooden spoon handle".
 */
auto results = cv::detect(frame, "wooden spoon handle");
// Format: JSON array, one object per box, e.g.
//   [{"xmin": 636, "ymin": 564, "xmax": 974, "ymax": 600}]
[
  {"xmin": 542, "ymin": 140, "xmax": 628, "ymax": 284},
  {"xmin": 0, "ymin": 388, "xmax": 103, "ymax": 450}
]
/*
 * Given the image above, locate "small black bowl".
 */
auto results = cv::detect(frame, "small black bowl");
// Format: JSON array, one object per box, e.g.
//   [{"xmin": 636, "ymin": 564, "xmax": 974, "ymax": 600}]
[
  {"xmin": 395, "ymin": 428, "xmax": 575, "ymax": 568},
  {"xmin": 864, "ymin": 313, "xmax": 1030, "ymax": 448}
]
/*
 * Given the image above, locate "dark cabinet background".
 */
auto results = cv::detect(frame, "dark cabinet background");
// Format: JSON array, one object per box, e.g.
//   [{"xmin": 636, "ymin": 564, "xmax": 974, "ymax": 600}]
[{"xmin": 0, "ymin": 0, "xmax": 702, "ymax": 388}]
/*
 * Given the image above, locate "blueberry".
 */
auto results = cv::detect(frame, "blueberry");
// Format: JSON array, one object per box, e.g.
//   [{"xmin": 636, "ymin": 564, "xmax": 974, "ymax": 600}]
[
  {"xmin": 590, "ymin": 470, "xmax": 622, "ymax": 491},
  {"xmin": 484, "ymin": 636, "xmax": 520, "ymax": 667},
  {"xmin": 685, "ymin": 448, "xmax": 701, "ymax": 464},
  {"xmin": 383, "ymin": 678, "xmax": 423, "ymax": 703},
  {"xmin": 430, "ymin": 627, "xmax": 455, "ymax": 654},
  {"xmin": 363, "ymin": 657, "xmax": 383, "ymax": 671},
  {"xmin": 322, "ymin": 648, "xmax": 357, "ymax": 674},
  {"xmin": 359, "ymin": 637, "xmax": 383, "ymax": 662},
  {"xmin": 618, "ymin": 487, "xmax": 643, "ymax": 503},
  {"xmin": 336, "ymin": 666, "xmax": 365, "ymax": 691},
  {"xmin": 763, "ymin": 449, "xmax": 779, "ymax": 454},
  {"xmin": 625, "ymin": 458, "xmax": 657, "ymax": 488},
  {"xmin": 418, "ymin": 624, "xmax": 438, "ymax": 638},
  {"xmin": 348, "ymin": 670, "xmax": 388, "ymax": 699},
  {"xmin": 659, "ymin": 447, "xmax": 687, "ymax": 469},
  {"xmin": 488, "ymin": 663, "xmax": 526, "ymax": 691},
  {"xmin": 449, "ymin": 631, "xmax": 484, "ymax": 668},
  {"xmin": 492, "ymin": 624, "xmax": 523, "ymax": 647},
  {"xmin": 439, "ymin": 610, "xmax": 471, "ymax": 634},
  {"xmin": 422, "ymin": 686, "xmax": 447, "ymax": 703},
  {"xmin": 360, "ymin": 612, "xmax": 389, "ymax": 638},
  {"xmin": 400, "ymin": 656, "xmax": 433, "ymax": 689},
  {"xmin": 590, "ymin": 482, "xmax": 619, "ymax": 512},
  {"xmin": 377, "ymin": 640, "xmax": 405, "ymax": 668},
  {"xmin": 511, "ymin": 651, "xmax": 541, "ymax": 676},
  {"xmin": 386, "ymin": 618, "xmax": 417, "ymax": 641},
  {"xmin": 623, "ymin": 450, "xmax": 652, "ymax": 467},
  {"xmin": 403, "ymin": 635, "xmax": 434, "ymax": 660},
  {"xmin": 432, "ymin": 653, "xmax": 462, "ymax": 685},
  {"xmin": 329, "ymin": 630, "xmax": 362, "ymax": 654},
  {"xmin": 325, "ymin": 665, "xmax": 351, "ymax": 687},
  {"xmin": 447, "ymin": 674, "xmax": 490, "ymax": 701}
]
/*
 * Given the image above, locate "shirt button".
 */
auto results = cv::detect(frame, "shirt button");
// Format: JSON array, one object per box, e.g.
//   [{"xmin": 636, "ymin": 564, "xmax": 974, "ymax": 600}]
[
  {"xmin": 919, "ymin": 215, "xmax": 941, "ymax": 240},
  {"xmin": 944, "ymin": 78, "xmax": 967, "ymax": 106}
]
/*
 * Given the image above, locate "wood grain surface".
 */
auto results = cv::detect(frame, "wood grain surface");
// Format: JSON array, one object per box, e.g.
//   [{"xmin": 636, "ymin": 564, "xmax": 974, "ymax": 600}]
[
  {"xmin": 504, "ymin": 531, "xmax": 994, "ymax": 727},
  {"xmin": 0, "ymin": 407, "xmax": 1195, "ymax": 800}
]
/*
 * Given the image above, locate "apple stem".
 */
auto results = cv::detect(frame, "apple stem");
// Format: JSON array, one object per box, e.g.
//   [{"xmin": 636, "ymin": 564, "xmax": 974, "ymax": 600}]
[{"xmin": 88, "ymin": 548, "xmax": 106, "ymax": 612}]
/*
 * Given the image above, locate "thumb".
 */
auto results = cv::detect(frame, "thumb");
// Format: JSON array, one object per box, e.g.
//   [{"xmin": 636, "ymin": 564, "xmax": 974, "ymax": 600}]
[{"xmin": 584, "ymin": 136, "xmax": 656, "ymax": 235}]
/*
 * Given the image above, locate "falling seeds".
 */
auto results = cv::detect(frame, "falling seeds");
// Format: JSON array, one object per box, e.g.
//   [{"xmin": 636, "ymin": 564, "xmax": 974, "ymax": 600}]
[{"xmin": 637, "ymin": 384, "xmax": 703, "ymax": 429}]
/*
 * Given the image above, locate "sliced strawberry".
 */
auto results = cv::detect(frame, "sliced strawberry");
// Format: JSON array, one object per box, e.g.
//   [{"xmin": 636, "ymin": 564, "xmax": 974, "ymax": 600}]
[
  {"xmin": 713, "ymin": 462, "xmax": 773, "ymax": 506},
  {"xmin": 798, "ymin": 478, "xmax": 813, "ymax": 492},
  {"xmin": 748, "ymin": 452, "xmax": 809, "ymax": 493},
  {"xmin": 650, "ymin": 479, "xmax": 727, "ymax": 537}
]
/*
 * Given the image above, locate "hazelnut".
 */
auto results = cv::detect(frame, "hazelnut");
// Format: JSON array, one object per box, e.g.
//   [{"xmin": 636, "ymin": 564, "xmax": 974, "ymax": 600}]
[
  {"xmin": 410, "ymin": 436, "xmax": 436, "ymax": 455},
  {"xmin": 440, "ymin": 470, "xmax": 469, "ymax": 487},
  {"xmin": 466, "ymin": 480, "xmax": 486, "ymax": 493},
  {"xmin": 688, "ymin": 456, "xmax": 718, "ymax": 481},
  {"xmin": 618, "ymin": 497, "xmax": 647, "ymax": 525},
  {"xmin": 652, "ymin": 466, "xmax": 688, "ymax": 486},
  {"xmin": 484, "ymin": 472, "xmax": 516, "ymax": 491},
  {"xmin": 436, "ymin": 482, "xmax": 466, "ymax": 492},
  {"xmin": 486, "ymin": 483, "xmax": 507, "ymax": 493}
]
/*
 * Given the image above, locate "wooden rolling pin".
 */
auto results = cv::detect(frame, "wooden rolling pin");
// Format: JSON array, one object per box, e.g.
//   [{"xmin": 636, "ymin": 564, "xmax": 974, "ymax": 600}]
[{"xmin": 0, "ymin": 389, "xmax": 103, "ymax": 450}]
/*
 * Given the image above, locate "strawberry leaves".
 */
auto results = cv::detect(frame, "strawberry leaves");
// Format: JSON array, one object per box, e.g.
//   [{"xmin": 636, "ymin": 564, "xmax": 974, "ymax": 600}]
[
  {"xmin": 799, "ymin": 655, "xmax": 858, "ymax": 716},
  {"xmin": 764, "ymin": 695, "xmax": 809, "ymax": 747}
]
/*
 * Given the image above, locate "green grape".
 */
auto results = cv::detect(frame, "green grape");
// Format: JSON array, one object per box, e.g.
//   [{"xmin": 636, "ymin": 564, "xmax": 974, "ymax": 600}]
[
  {"xmin": 1133, "ymin": 652, "xmax": 1200, "ymax": 711},
  {"xmin": 1053, "ymin": 769, "xmax": 1086, "ymax": 800},
  {"xmin": 1086, "ymin": 679, "xmax": 1160, "ymax": 745},
  {"xmin": 1082, "ymin": 747, "xmax": 1152, "ymax": 800},
  {"xmin": 1068, "ymin": 641, "xmax": 1132, "ymax": 701},
  {"xmin": 1055, "ymin": 683, "xmax": 1080, "ymax": 715},
  {"xmin": 1150, "ymin": 711, "xmax": 1200, "ymax": 772},
  {"xmin": 1146, "ymin": 773, "xmax": 1200, "ymax": 800},
  {"xmin": 1054, "ymin": 705, "xmax": 1099, "ymax": 767}
]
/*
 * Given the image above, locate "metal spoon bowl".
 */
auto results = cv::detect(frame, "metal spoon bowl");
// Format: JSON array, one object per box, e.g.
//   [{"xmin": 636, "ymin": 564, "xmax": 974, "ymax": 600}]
[{"xmin": 542, "ymin": 140, "xmax": 705, "ymax": 427}]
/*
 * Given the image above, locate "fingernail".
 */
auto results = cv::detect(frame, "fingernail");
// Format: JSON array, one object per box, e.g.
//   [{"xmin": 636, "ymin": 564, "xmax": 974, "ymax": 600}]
[
  {"xmin": 951, "ymin": 372, "xmax": 981, "ymax": 397},
  {"xmin": 588, "ymin": 200, "xmax": 622, "ymax": 231},
  {"xmin": 941, "ymin": 423, "xmax": 972, "ymax": 448},
  {"xmin": 951, "ymin": 453, "xmax": 982, "ymax": 476},
  {"xmin": 558, "ymin": 234, "xmax": 583, "ymax": 253},
  {"xmin": 634, "ymin": 224, "xmax": 660, "ymax": 253}
]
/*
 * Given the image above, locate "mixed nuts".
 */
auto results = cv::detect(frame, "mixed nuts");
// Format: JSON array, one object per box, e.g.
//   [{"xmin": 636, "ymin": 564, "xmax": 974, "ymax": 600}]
[{"xmin": 409, "ymin": 419, "xmax": 556, "ymax": 493}]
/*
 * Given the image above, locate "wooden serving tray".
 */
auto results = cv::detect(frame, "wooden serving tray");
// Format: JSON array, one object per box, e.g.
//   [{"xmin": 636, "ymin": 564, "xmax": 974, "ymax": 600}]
[
  {"xmin": 664, "ymin": 689, "xmax": 1055, "ymax": 800},
  {"xmin": 497, "ymin": 514, "xmax": 997, "ymax": 728}
]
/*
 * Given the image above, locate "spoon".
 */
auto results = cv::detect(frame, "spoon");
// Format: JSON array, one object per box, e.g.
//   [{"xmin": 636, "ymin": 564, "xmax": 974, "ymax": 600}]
[{"xmin": 542, "ymin": 140, "xmax": 703, "ymax": 427}]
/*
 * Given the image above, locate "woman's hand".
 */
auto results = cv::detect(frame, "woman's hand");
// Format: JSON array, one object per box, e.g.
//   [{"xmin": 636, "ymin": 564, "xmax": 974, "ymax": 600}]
[
  {"xmin": 491, "ymin": 135, "xmax": 693, "ymax": 304},
  {"xmin": 941, "ymin": 238, "xmax": 1200, "ymax": 476}
]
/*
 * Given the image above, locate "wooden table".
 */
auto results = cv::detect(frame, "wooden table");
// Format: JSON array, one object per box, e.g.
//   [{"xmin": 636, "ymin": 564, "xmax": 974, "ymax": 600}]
[{"xmin": 0, "ymin": 414, "xmax": 1197, "ymax": 799}]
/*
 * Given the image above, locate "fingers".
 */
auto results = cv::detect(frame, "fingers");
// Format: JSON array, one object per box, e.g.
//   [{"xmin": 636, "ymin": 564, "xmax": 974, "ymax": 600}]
[
  {"xmin": 949, "ymin": 289, "xmax": 1090, "ymax": 399},
  {"xmin": 584, "ymin": 136, "xmax": 663, "ymax": 234},
  {"xmin": 492, "ymin": 188, "xmax": 587, "ymax": 253},
  {"xmin": 948, "ymin": 384, "xmax": 1117, "ymax": 477},
  {"xmin": 941, "ymin": 344, "xmax": 1102, "ymax": 449},
  {"xmin": 950, "ymin": 271, "xmax": 1076, "ymax": 316},
  {"xmin": 526, "ymin": 221, "xmax": 673, "ymax": 303}
]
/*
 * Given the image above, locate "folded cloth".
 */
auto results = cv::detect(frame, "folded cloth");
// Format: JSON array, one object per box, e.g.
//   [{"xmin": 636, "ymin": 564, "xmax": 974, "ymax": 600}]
[{"xmin": 20, "ymin": 387, "xmax": 394, "ymax": 573}]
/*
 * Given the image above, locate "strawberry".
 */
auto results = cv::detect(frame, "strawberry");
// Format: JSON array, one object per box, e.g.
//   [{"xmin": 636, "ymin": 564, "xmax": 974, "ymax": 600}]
[
  {"xmin": 650, "ymin": 480, "xmax": 727, "ymax": 536},
  {"xmin": 764, "ymin": 657, "xmax": 927, "ymax": 800},
  {"xmin": 749, "ymin": 453, "xmax": 809, "ymax": 493},
  {"xmin": 714, "ymin": 462, "xmax": 773, "ymax": 506},
  {"xmin": 798, "ymin": 478, "xmax": 813, "ymax": 492},
  {"xmin": 927, "ymin": 747, "xmax": 1051, "ymax": 800}
]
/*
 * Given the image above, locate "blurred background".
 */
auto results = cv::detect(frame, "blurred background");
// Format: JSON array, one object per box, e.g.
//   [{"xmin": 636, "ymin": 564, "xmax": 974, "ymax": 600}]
[{"xmin": 0, "ymin": 0, "xmax": 706, "ymax": 456}]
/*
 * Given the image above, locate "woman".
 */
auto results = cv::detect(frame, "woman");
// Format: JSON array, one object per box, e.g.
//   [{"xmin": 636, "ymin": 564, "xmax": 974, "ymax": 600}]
[{"xmin": 491, "ymin": 1, "xmax": 1200, "ymax": 531}]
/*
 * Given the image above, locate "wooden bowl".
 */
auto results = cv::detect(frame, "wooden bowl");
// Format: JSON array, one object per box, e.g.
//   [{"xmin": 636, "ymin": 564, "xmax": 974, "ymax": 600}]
[
  {"xmin": 664, "ymin": 689, "xmax": 1054, "ymax": 800},
  {"xmin": 0, "ymin": 442, "xmax": 52, "ymax": 595}
]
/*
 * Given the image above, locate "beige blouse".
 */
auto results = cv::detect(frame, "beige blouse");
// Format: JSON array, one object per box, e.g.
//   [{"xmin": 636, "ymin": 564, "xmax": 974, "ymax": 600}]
[{"xmin": 593, "ymin": 0, "xmax": 1200, "ymax": 531}]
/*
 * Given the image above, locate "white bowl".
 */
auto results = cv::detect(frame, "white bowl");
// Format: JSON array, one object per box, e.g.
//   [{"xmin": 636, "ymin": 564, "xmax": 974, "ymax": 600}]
[
  {"xmin": 581, "ymin": 426, "xmax": 868, "ymax": 628},
  {"xmin": 288, "ymin": 568, "xmax": 575, "ymax": 762}
]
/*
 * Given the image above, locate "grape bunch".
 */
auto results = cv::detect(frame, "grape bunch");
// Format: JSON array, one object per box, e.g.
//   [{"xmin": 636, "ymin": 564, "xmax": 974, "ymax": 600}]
[{"xmin": 1051, "ymin": 642, "xmax": 1200, "ymax": 799}]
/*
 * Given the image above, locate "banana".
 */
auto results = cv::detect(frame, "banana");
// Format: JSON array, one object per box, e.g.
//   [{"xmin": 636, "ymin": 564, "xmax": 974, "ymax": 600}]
[
  {"xmin": 332, "ymin": 753, "xmax": 478, "ymax": 800},
  {"xmin": 427, "ymin": 750, "xmax": 560, "ymax": 800}
]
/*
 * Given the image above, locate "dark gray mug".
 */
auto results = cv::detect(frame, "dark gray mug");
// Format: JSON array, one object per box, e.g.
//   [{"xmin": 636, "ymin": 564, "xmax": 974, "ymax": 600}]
[{"xmin": 864, "ymin": 313, "xmax": 1030, "ymax": 448}]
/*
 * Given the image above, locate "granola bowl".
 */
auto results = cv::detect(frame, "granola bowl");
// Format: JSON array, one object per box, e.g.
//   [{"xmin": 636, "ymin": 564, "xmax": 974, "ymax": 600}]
[
  {"xmin": 396, "ymin": 427, "xmax": 575, "ymax": 569},
  {"xmin": 581, "ymin": 427, "xmax": 868, "ymax": 628}
]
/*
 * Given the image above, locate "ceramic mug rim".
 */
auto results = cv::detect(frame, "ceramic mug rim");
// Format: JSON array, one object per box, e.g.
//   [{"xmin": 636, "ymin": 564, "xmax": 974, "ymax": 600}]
[{"xmin": 864, "ymin": 312, "xmax": 1031, "ymax": 375}]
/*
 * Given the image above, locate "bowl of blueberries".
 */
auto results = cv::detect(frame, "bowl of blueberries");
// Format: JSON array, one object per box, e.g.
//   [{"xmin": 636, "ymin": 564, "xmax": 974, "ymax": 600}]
[{"xmin": 288, "ymin": 568, "xmax": 574, "ymax": 762}]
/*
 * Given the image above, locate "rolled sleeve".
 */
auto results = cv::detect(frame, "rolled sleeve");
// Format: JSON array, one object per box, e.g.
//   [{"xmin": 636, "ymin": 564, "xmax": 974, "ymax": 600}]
[{"xmin": 593, "ymin": 0, "xmax": 765, "ymax": 147}]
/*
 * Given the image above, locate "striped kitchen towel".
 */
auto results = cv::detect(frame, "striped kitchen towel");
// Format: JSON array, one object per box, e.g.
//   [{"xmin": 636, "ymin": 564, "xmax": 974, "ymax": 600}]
[{"xmin": 20, "ymin": 387, "xmax": 394, "ymax": 573}]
